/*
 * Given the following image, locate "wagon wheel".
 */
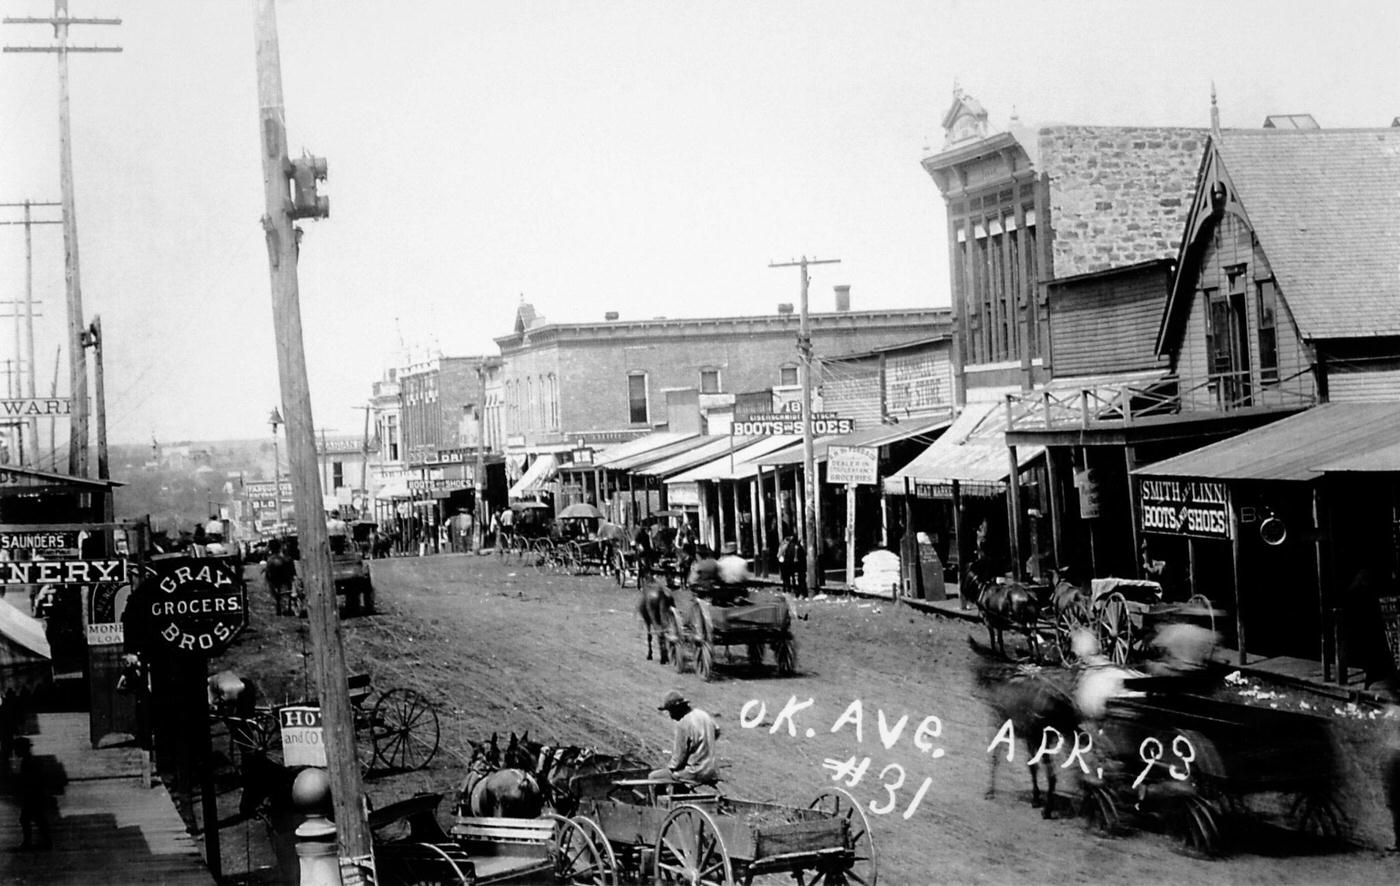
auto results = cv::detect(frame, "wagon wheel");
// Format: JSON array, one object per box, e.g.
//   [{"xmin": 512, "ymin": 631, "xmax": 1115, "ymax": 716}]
[
  {"xmin": 1171, "ymin": 794, "xmax": 1223, "ymax": 858},
  {"xmin": 1054, "ymin": 600, "xmax": 1090, "ymax": 666},
  {"xmin": 774, "ymin": 634, "xmax": 798, "ymax": 677},
  {"xmin": 746, "ymin": 642, "xmax": 764, "ymax": 672},
  {"xmin": 669, "ymin": 610, "xmax": 690, "ymax": 674},
  {"xmin": 808, "ymin": 787, "xmax": 877, "ymax": 885},
  {"xmin": 369, "ymin": 688, "xmax": 441, "ymax": 772},
  {"xmin": 1095, "ymin": 592, "xmax": 1134, "ymax": 665},
  {"xmin": 1286, "ymin": 790, "xmax": 1347, "ymax": 841},
  {"xmin": 545, "ymin": 813, "xmax": 613, "ymax": 885},
  {"xmin": 532, "ymin": 539, "xmax": 555, "ymax": 572},
  {"xmin": 1185, "ymin": 593, "xmax": 1218, "ymax": 636},
  {"xmin": 654, "ymin": 804, "xmax": 735, "ymax": 886},
  {"xmin": 696, "ymin": 640, "xmax": 717, "ymax": 682},
  {"xmin": 552, "ymin": 542, "xmax": 575, "ymax": 575},
  {"xmin": 571, "ymin": 815, "xmax": 620, "ymax": 885},
  {"xmin": 1081, "ymin": 783, "xmax": 1120, "ymax": 837},
  {"xmin": 567, "ymin": 542, "xmax": 587, "ymax": 575}
]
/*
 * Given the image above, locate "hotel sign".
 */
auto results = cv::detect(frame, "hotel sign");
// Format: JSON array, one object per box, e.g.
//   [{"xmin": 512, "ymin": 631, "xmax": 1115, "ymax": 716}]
[{"xmin": 1138, "ymin": 478, "xmax": 1230, "ymax": 540}]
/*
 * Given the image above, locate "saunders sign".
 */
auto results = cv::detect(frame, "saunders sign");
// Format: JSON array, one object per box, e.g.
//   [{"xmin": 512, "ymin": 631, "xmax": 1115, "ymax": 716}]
[
  {"xmin": 126, "ymin": 557, "xmax": 247, "ymax": 656},
  {"xmin": 1138, "ymin": 478, "xmax": 1230, "ymax": 540}
]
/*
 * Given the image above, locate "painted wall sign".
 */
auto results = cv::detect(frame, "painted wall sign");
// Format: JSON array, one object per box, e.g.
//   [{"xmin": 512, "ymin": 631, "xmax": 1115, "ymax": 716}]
[
  {"xmin": 732, "ymin": 412, "xmax": 854, "ymax": 437},
  {"xmin": 1, "ymin": 530, "xmax": 79, "ymax": 557},
  {"xmin": 0, "ymin": 559, "xmax": 127, "ymax": 586},
  {"xmin": 126, "ymin": 557, "xmax": 247, "ymax": 655},
  {"xmin": 1137, "ymin": 478, "xmax": 1231, "ymax": 540},
  {"xmin": 244, "ymin": 480, "xmax": 293, "ymax": 497},
  {"xmin": 279, "ymin": 704, "xmax": 328, "ymax": 767},
  {"xmin": 1074, "ymin": 468, "xmax": 1102, "ymax": 519},
  {"xmin": 827, "ymin": 446, "xmax": 879, "ymax": 486},
  {"xmin": 0, "ymin": 397, "xmax": 72, "ymax": 416}
]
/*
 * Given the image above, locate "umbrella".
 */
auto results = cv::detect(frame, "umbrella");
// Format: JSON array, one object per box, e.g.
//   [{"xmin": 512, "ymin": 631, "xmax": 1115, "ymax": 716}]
[
  {"xmin": 595, "ymin": 521, "xmax": 629, "ymax": 542},
  {"xmin": 559, "ymin": 503, "xmax": 604, "ymax": 520}
]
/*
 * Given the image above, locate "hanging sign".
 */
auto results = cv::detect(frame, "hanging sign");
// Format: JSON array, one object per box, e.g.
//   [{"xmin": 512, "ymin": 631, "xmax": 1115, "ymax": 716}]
[
  {"xmin": 1137, "ymin": 478, "xmax": 1231, "ymax": 539},
  {"xmin": 279, "ymin": 704, "xmax": 328, "ymax": 767},
  {"xmin": 732, "ymin": 412, "xmax": 854, "ymax": 436},
  {"xmin": 1075, "ymin": 468, "xmax": 1102, "ymax": 519},
  {"xmin": 827, "ymin": 446, "xmax": 878, "ymax": 486},
  {"xmin": 1, "ymin": 530, "xmax": 80, "ymax": 558},
  {"xmin": 125, "ymin": 557, "xmax": 247, "ymax": 655},
  {"xmin": 0, "ymin": 559, "xmax": 127, "ymax": 586}
]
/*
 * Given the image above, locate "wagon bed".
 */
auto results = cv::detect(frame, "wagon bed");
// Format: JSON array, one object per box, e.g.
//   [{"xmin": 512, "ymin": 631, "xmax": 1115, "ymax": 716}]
[{"xmin": 668, "ymin": 586, "xmax": 797, "ymax": 680}]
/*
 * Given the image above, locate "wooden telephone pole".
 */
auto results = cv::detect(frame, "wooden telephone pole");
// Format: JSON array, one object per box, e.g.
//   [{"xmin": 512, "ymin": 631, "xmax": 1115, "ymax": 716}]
[
  {"xmin": 0, "ymin": 201, "xmax": 60, "ymax": 467},
  {"xmin": 3, "ymin": 1, "xmax": 121, "ymax": 477},
  {"xmin": 769, "ymin": 256, "xmax": 840, "ymax": 595},
  {"xmin": 253, "ymin": 0, "xmax": 373, "ymax": 875}
]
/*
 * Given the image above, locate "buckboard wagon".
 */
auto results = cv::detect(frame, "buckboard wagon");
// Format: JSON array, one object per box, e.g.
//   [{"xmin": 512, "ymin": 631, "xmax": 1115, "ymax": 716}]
[
  {"xmin": 1081, "ymin": 677, "xmax": 1344, "ymax": 857},
  {"xmin": 667, "ymin": 586, "xmax": 797, "ymax": 680},
  {"xmin": 571, "ymin": 769, "xmax": 877, "ymax": 885}
]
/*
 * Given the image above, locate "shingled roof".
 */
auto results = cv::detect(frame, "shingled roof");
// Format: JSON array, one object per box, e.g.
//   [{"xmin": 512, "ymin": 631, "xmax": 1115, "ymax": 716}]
[{"xmin": 1216, "ymin": 129, "xmax": 1400, "ymax": 339}]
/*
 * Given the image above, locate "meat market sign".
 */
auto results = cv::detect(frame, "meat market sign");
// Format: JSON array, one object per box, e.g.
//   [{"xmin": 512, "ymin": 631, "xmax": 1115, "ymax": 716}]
[
  {"xmin": 127, "ymin": 558, "xmax": 247, "ymax": 655},
  {"xmin": 1138, "ymin": 478, "xmax": 1231, "ymax": 540}
]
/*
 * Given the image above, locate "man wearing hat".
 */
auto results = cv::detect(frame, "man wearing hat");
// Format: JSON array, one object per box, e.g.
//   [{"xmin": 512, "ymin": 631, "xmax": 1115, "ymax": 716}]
[
  {"xmin": 715, "ymin": 542, "xmax": 751, "ymax": 606},
  {"xmin": 649, "ymin": 690, "xmax": 721, "ymax": 786}
]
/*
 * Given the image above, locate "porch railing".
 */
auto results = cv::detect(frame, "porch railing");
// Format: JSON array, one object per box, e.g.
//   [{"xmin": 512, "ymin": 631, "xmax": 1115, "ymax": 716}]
[{"xmin": 1005, "ymin": 367, "xmax": 1316, "ymax": 433}]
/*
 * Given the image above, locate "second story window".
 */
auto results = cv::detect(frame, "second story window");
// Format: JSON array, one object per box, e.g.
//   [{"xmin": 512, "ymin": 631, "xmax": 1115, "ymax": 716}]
[
  {"xmin": 1257, "ymin": 278, "xmax": 1279, "ymax": 385},
  {"xmin": 700, "ymin": 368, "xmax": 721, "ymax": 394},
  {"xmin": 779, "ymin": 365, "xmax": 798, "ymax": 387},
  {"xmin": 628, "ymin": 373, "xmax": 649, "ymax": 424}
]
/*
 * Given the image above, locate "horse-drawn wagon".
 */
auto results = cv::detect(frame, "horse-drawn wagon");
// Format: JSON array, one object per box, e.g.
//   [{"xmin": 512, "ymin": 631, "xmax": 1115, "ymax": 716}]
[
  {"xmin": 665, "ymin": 585, "xmax": 797, "ymax": 681},
  {"xmin": 1081, "ymin": 677, "xmax": 1343, "ymax": 857},
  {"xmin": 569, "ymin": 770, "xmax": 877, "ymax": 885}
]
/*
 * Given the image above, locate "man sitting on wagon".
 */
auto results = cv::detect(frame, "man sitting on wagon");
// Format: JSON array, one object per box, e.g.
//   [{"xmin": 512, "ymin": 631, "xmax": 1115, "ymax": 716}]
[
  {"xmin": 714, "ymin": 542, "xmax": 751, "ymax": 606},
  {"xmin": 649, "ymin": 690, "xmax": 721, "ymax": 789}
]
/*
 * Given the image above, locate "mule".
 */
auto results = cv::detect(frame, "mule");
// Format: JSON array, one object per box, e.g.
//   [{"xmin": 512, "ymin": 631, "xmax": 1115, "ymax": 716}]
[
  {"xmin": 455, "ymin": 733, "xmax": 543, "ymax": 818},
  {"xmin": 509, "ymin": 737, "xmax": 648, "ymax": 816},
  {"xmin": 968, "ymin": 637, "xmax": 1079, "ymax": 819},
  {"xmin": 638, "ymin": 579, "xmax": 674, "ymax": 664},
  {"xmin": 976, "ymin": 578, "xmax": 1041, "ymax": 662}
]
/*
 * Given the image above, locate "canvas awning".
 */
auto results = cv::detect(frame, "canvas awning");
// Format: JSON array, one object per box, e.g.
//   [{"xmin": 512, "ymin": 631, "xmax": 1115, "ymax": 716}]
[
  {"xmin": 634, "ymin": 436, "xmax": 763, "ymax": 479},
  {"xmin": 0, "ymin": 597, "xmax": 52, "ymax": 696},
  {"xmin": 883, "ymin": 401, "xmax": 1042, "ymax": 496},
  {"xmin": 508, "ymin": 453, "xmax": 559, "ymax": 498},
  {"xmin": 1133, "ymin": 402, "xmax": 1400, "ymax": 483},
  {"xmin": 604, "ymin": 435, "xmax": 716, "ymax": 472},
  {"xmin": 665, "ymin": 436, "xmax": 802, "ymax": 484},
  {"xmin": 752, "ymin": 414, "xmax": 952, "ymax": 468},
  {"xmin": 375, "ymin": 481, "xmax": 411, "ymax": 500},
  {"xmin": 592, "ymin": 433, "xmax": 702, "ymax": 469}
]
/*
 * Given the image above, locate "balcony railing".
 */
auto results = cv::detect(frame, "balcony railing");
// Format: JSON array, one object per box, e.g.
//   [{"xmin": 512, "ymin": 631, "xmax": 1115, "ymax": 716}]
[{"xmin": 1005, "ymin": 367, "xmax": 1316, "ymax": 433}]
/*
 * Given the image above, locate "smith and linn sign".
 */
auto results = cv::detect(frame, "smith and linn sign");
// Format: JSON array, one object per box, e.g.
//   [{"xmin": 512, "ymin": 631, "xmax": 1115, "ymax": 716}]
[{"xmin": 1138, "ymin": 478, "xmax": 1231, "ymax": 540}]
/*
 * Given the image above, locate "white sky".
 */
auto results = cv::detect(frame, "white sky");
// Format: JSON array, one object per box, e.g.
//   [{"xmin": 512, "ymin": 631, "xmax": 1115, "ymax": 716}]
[{"xmin": 1, "ymin": 0, "xmax": 1397, "ymax": 446}]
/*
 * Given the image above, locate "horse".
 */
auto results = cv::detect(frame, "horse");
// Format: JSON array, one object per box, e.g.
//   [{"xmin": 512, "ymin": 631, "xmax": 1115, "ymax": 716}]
[
  {"xmin": 508, "ymin": 737, "xmax": 649, "ymax": 816},
  {"xmin": 638, "ymin": 579, "xmax": 675, "ymax": 664},
  {"xmin": 455, "ymin": 733, "xmax": 543, "ymax": 819},
  {"xmin": 975, "ymin": 575, "xmax": 1042, "ymax": 662},
  {"xmin": 968, "ymin": 637, "xmax": 1080, "ymax": 819}
]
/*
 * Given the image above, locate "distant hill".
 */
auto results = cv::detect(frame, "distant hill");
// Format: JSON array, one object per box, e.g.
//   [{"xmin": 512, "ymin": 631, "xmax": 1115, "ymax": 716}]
[{"xmin": 108, "ymin": 438, "xmax": 277, "ymax": 533}]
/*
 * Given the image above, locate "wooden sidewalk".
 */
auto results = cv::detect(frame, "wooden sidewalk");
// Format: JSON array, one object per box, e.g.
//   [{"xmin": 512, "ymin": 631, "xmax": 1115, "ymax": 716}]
[{"xmin": 0, "ymin": 712, "xmax": 213, "ymax": 885}]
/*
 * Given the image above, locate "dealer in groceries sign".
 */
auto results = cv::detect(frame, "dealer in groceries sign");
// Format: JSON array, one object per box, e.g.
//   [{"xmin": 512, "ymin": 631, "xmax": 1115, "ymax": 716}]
[
  {"xmin": 1138, "ymin": 478, "xmax": 1231, "ymax": 540},
  {"xmin": 129, "ymin": 558, "xmax": 247, "ymax": 655}
]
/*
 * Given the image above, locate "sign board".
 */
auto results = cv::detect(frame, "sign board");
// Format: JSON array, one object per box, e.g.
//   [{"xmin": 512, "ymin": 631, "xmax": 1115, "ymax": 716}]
[
  {"xmin": 245, "ymin": 480, "xmax": 293, "ymax": 497},
  {"xmin": 731, "ymin": 412, "xmax": 854, "ymax": 437},
  {"xmin": 85, "ymin": 622, "xmax": 124, "ymax": 645},
  {"xmin": 408, "ymin": 478, "xmax": 470, "ymax": 493},
  {"xmin": 1074, "ymin": 468, "xmax": 1102, "ymax": 519},
  {"xmin": 125, "ymin": 557, "xmax": 247, "ymax": 655},
  {"xmin": 279, "ymin": 705, "xmax": 328, "ymax": 767},
  {"xmin": 667, "ymin": 482, "xmax": 700, "ymax": 507},
  {"xmin": 0, "ymin": 559, "xmax": 126, "ymax": 586},
  {"xmin": 1137, "ymin": 478, "xmax": 1231, "ymax": 540},
  {"xmin": 571, "ymin": 448, "xmax": 594, "ymax": 465},
  {"xmin": 827, "ymin": 446, "xmax": 878, "ymax": 486},
  {"xmin": 1, "ymin": 530, "xmax": 79, "ymax": 558},
  {"xmin": 0, "ymin": 397, "xmax": 72, "ymax": 417}
]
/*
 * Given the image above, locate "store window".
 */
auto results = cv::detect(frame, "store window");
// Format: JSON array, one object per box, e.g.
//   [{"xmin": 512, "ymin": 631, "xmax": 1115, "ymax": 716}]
[
  {"xmin": 700, "ymin": 368, "xmax": 721, "ymax": 394},
  {"xmin": 780, "ymin": 365, "xmax": 798, "ymax": 387},
  {"xmin": 1257, "ymin": 278, "xmax": 1279, "ymax": 385},
  {"xmin": 628, "ymin": 373, "xmax": 649, "ymax": 424}
]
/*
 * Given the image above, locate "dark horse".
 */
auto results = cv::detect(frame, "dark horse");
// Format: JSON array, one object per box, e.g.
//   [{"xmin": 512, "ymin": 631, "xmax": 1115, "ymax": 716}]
[
  {"xmin": 455, "ymin": 733, "xmax": 543, "ymax": 818},
  {"xmin": 638, "ymin": 579, "xmax": 675, "ymax": 664},
  {"xmin": 967, "ymin": 558, "xmax": 1041, "ymax": 661},
  {"xmin": 968, "ymin": 637, "xmax": 1079, "ymax": 819},
  {"xmin": 506, "ymin": 735, "xmax": 648, "ymax": 816}
]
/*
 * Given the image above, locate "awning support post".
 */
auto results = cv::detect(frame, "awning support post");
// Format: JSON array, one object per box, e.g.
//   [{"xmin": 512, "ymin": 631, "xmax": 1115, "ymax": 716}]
[
  {"xmin": 1228, "ymin": 486, "xmax": 1247, "ymax": 665},
  {"xmin": 1006, "ymin": 440, "xmax": 1023, "ymax": 582}
]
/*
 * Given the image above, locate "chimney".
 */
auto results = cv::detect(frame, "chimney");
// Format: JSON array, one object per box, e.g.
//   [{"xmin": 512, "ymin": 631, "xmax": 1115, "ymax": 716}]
[
  {"xmin": 604, "ymin": 311, "xmax": 619, "ymax": 321},
  {"xmin": 777, "ymin": 303, "xmax": 794, "ymax": 315},
  {"xmin": 834, "ymin": 284, "xmax": 851, "ymax": 312}
]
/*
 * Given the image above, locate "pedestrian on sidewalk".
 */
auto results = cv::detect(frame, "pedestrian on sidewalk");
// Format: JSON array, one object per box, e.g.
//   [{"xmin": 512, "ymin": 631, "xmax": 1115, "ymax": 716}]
[{"xmin": 11, "ymin": 737, "xmax": 55, "ymax": 851}]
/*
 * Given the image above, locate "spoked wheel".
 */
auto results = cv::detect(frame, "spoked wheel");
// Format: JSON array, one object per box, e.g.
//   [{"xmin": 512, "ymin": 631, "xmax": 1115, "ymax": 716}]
[
  {"xmin": 1055, "ymin": 602, "xmax": 1090, "ymax": 666},
  {"xmin": 1185, "ymin": 593, "xmax": 1218, "ymax": 636},
  {"xmin": 654, "ymin": 804, "xmax": 734, "ymax": 886},
  {"xmin": 548, "ymin": 813, "xmax": 613, "ymax": 885},
  {"xmin": 1096, "ymin": 592, "xmax": 1134, "ymax": 665},
  {"xmin": 696, "ymin": 640, "xmax": 717, "ymax": 682},
  {"xmin": 669, "ymin": 611, "xmax": 689, "ymax": 673},
  {"xmin": 1287, "ymin": 790, "xmax": 1346, "ymax": 841},
  {"xmin": 531, "ymin": 540, "xmax": 554, "ymax": 572},
  {"xmin": 775, "ymin": 635, "xmax": 798, "ymax": 676},
  {"xmin": 1081, "ymin": 783, "xmax": 1120, "ymax": 836},
  {"xmin": 568, "ymin": 542, "xmax": 586, "ymax": 575},
  {"xmin": 370, "ymin": 688, "xmax": 441, "ymax": 772},
  {"xmin": 746, "ymin": 642, "xmax": 764, "ymax": 672},
  {"xmin": 571, "ymin": 815, "xmax": 619, "ymax": 885},
  {"xmin": 808, "ymin": 787, "xmax": 877, "ymax": 885},
  {"xmin": 1171, "ymin": 794, "xmax": 1223, "ymax": 858}
]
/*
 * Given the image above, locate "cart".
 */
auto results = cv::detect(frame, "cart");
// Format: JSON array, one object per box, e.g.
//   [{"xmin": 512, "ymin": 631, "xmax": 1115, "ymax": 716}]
[
  {"xmin": 1081, "ymin": 679, "xmax": 1344, "ymax": 857},
  {"xmin": 571, "ymin": 770, "xmax": 877, "ymax": 885},
  {"xmin": 1051, "ymin": 578, "xmax": 1220, "ymax": 667},
  {"xmin": 666, "ymin": 585, "xmax": 797, "ymax": 681}
]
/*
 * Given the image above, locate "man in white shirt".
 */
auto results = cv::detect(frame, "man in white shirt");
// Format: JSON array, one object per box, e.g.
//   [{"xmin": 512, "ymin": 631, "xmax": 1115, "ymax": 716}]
[
  {"xmin": 326, "ymin": 509, "xmax": 349, "ymax": 554},
  {"xmin": 649, "ymin": 690, "xmax": 721, "ymax": 786}
]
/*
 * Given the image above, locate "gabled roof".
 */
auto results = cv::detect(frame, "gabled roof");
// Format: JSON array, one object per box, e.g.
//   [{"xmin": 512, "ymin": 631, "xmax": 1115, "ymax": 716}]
[{"xmin": 1171, "ymin": 129, "xmax": 1400, "ymax": 341}]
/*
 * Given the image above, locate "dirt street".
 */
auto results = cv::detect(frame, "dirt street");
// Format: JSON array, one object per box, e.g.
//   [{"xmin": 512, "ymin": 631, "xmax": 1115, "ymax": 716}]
[{"xmin": 219, "ymin": 552, "xmax": 1400, "ymax": 885}]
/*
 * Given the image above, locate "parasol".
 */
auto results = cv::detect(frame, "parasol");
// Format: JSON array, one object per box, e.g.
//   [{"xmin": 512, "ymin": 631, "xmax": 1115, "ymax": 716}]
[{"xmin": 558, "ymin": 503, "xmax": 604, "ymax": 520}]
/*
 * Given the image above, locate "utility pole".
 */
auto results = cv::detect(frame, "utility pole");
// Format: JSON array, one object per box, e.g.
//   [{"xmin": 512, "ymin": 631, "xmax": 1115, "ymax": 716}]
[
  {"xmin": 81, "ymin": 317, "xmax": 109, "ymax": 522},
  {"xmin": 4, "ymin": 2, "xmax": 121, "ymax": 478},
  {"xmin": 769, "ymin": 255, "xmax": 840, "ymax": 595},
  {"xmin": 252, "ymin": 0, "xmax": 372, "ymax": 875},
  {"xmin": 0, "ymin": 201, "xmax": 61, "ymax": 466},
  {"xmin": 475, "ymin": 361, "xmax": 488, "ymax": 553},
  {"xmin": 356, "ymin": 404, "xmax": 371, "ymax": 518}
]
